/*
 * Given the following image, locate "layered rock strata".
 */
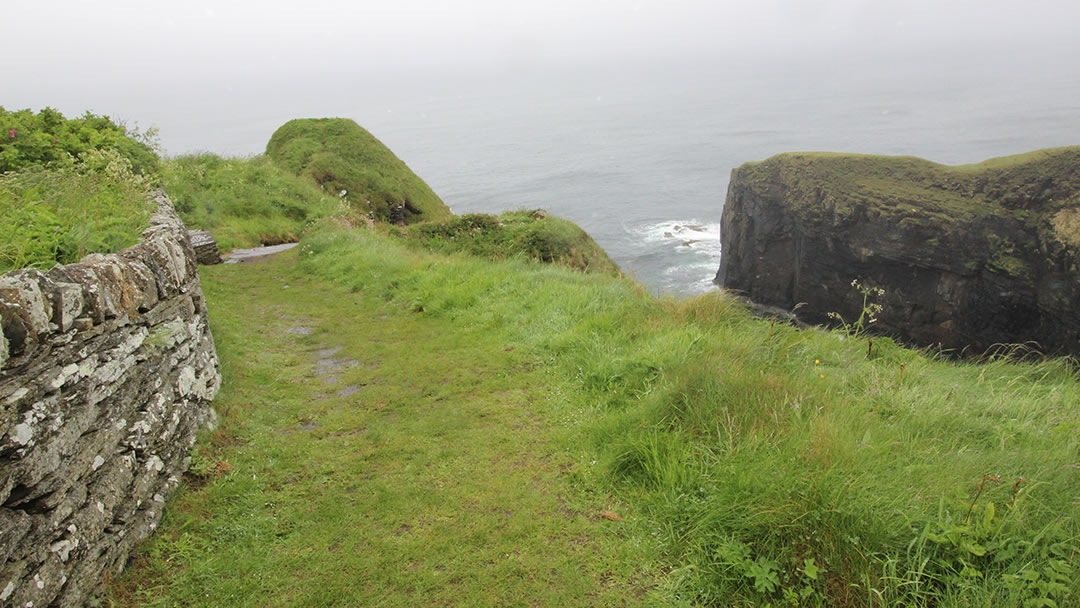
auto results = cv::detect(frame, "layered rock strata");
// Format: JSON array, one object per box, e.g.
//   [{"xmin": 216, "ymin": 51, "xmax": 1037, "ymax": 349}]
[
  {"xmin": 0, "ymin": 190, "xmax": 220, "ymax": 607},
  {"xmin": 716, "ymin": 147, "xmax": 1080, "ymax": 355}
]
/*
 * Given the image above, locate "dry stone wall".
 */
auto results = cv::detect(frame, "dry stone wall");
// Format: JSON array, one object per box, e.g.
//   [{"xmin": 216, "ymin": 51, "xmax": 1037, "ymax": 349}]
[{"xmin": 0, "ymin": 190, "xmax": 220, "ymax": 607}]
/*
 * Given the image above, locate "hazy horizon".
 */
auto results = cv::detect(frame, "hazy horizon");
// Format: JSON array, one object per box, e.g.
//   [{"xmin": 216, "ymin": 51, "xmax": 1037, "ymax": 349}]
[{"xmin": 4, "ymin": 1, "xmax": 1080, "ymax": 157}]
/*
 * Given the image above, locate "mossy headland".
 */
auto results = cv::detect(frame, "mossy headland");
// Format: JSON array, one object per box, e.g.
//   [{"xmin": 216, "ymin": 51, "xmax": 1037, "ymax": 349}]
[
  {"xmin": 266, "ymin": 117, "xmax": 453, "ymax": 225},
  {"xmin": 718, "ymin": 146, "xmax": 1080, "ymax": 356}
]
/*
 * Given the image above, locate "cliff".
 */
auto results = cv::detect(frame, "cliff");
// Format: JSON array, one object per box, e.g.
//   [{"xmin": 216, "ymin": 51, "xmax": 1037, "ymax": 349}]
[{"xmin": 715, "ymin": 147, "xmax": 1080, "ymax": 355}]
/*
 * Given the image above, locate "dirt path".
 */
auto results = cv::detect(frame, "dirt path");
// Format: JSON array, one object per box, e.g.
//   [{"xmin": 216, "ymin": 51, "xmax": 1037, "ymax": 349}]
[{"xmin": 108, "ymin": 250, "xmax": 649, "ymax": 607}]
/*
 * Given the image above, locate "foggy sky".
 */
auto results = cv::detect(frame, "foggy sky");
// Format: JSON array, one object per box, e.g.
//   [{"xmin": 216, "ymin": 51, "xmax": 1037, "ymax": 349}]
[{"xmin": 3, "ymin": 1, "xmax": 1078, "ymax": 154}]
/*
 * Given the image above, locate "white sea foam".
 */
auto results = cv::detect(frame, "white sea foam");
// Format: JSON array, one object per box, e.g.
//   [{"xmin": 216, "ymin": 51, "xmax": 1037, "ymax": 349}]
[{"xmin": 625, "ymin": 219, "xmax": 723, "ymax": 296}]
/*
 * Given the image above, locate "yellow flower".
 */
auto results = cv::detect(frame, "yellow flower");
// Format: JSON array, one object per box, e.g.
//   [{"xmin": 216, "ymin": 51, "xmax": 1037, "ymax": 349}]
[
  {"xmin": 819, "ymin": 374, "xmax": 825, "ymax": 379},
  {"xmin": 815, "ymin": 359, "xmax": 820, "ymax": 365}
]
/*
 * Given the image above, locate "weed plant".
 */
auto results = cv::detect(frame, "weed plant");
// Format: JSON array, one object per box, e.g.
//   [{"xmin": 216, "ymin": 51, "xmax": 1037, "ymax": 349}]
[{"xmin": 292, "ymin": 223, "xmax": 1079, "ymax": 607}]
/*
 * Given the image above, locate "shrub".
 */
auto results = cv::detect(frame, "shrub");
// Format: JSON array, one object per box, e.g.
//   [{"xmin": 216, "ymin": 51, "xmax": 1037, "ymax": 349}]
[{"xmin": 0, "ymin": 106, "xmax": 159, "ymax": 175}]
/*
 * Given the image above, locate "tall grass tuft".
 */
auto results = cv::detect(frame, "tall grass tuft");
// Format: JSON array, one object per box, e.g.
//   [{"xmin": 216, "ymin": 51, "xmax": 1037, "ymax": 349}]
[
  {"xmin": 0, "ymin": 149, "xmax": 154, "ymax": 272},
  {"xmin": 161, "ymin": 154, "xmax": 347, "ymax": 251}
]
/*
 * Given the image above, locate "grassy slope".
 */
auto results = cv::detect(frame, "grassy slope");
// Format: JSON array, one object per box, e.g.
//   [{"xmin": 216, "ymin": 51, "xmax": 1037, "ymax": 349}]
[
  {"xmin": 266, "ymin": 118, "xmax": 452, "ymax": 224},
  {"xmin": 739, "ymin": 146, "xmax": 1080, "ymax": 227},
  {"xmin": 293, "ymin": 226, "xmax": 1080, "ymax": 607},
  {"xmin": 162, "ymin": 154, "xmax": 344, "ymax": 251},
  {"xmin": 113, "ymin": 223, "xmax": 1080, "ymax": 607}
]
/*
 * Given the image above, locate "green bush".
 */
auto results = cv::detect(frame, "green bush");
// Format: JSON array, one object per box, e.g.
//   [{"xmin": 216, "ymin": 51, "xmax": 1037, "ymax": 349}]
[
  {"xmin": 397, "ymin": 210, "xmax": 620, "ymax": 274},
  {"xmin": 0, "ymin": 106, "xmax": 159, "ymax": 175}
]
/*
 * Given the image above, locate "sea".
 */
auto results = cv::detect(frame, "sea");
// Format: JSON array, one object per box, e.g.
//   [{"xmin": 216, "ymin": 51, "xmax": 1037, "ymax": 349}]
[{"xmin": 162, "ymin": 51, "xmax": 1080, "ymax": 296}]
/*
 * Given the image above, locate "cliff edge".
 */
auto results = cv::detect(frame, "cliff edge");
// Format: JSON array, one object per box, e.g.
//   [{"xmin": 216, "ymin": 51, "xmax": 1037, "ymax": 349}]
[{"xmin": 715, "ymin": 147, "xmax": 1080, "ymax": 355}]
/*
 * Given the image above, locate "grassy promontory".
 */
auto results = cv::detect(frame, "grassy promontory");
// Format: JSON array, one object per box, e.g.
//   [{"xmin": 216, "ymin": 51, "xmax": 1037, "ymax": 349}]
[{"xmin": 267, "ymin": 118, "xmax": 453, "ymax": 224}]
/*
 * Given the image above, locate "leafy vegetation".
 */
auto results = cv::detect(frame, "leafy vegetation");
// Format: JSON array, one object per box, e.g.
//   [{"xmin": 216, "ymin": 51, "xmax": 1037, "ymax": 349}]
[
  {"xmin": 0, "ymin": 106, "xmax": 159, "ymax": 175},
  {"xmin": 161, "ymin": 153, "xmax": 347, "ymax": 251},
  {"xmin": 0, "ymin": 149, "xmax": 155, "ymax": 272},
  {"xmin": 266, "ymin": 118, "xmax": 453, "ymax": 225},
  {"xmin": 0, "ymin": 107, "xmax": 161, "ymax": 273},
  {"xmin": 113, "ymin": 220, "xmax": 1079, "ymax": 606},
  {"xmin": 392, "ymin": 210, "xmax": 620, "ymax": 274}
]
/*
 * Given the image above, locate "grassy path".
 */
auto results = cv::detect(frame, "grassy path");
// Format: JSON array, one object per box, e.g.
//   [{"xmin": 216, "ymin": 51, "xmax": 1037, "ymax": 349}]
[{"xmin": 109, "ymin": 251, "xmax": 650, "ymax": 607}]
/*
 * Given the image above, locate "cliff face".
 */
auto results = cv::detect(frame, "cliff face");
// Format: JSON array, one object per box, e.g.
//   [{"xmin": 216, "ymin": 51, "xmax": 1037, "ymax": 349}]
[{"xmin": 715, "ymin": 147, "xmax": 1080, "ymax": 355}]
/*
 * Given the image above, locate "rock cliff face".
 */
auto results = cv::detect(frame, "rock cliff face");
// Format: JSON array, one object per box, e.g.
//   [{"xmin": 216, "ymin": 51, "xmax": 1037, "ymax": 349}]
[
  {"xmin": 0, "ymin": 190, "xmax": 220, "ymax": 607},
  {"xmin": 715, "ymin": 147, "xmax": 1080, "ymax": 355}
]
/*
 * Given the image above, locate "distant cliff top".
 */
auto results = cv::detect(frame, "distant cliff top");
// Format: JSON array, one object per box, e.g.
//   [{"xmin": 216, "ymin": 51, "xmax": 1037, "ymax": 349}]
[
  {"xmin": 737, "ymin": 146, "xmax": 1080, "ymax": 235},
  {"xmin": 719, "ymin": 145, "xmax": 1080, "ymax": 355},
  {"xmin": 267, "ymin": 118, "xmax": 453, "ymax": 225}
]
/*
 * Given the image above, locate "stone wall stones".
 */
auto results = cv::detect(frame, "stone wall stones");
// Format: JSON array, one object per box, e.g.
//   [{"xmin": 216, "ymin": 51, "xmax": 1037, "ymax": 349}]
[
  {"xmin": 188, "ymin": 230, "xmax": 222, "ymax": 265},
  {"xmin": 0, "ymin": 190, "xmax": 220, "ymax": 607}
]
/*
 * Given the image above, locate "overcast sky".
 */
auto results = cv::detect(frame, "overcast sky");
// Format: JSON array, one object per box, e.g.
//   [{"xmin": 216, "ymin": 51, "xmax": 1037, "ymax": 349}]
[{"xmin": 3, "ymin": 1, "xmax": 1078, "ymax": 154}]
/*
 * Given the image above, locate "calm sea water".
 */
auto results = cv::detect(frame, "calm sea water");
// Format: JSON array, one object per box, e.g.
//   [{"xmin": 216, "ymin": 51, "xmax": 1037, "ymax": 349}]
[{"xmin": 172, "ymin": 54, "xmax": 1080, "ymax": 296}]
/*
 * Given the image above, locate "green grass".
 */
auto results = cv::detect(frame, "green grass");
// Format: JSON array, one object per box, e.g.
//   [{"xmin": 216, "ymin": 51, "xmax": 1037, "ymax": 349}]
[
  {"xmin": 0, "ymin": 153, "xmax": 154, "ymax": 272},
  {"xmin": 392, "ymin": 210, "xmax": 621, "ymax": 274},
  {"xmin": 162, "ymin": 153, "xmax": 346, "ymax": 251},
  {"xmin": 266, "ymin": 118, "xmax": 453, "ymax": 225},
  {"xmin": 292, "ymin": 225, "xmax": 1079, "ymax": 606},
  {"xmin": 110, "ymin": 223, "xmax": 1079, "ymax": 607},
  {"xmin": 107, "ymin": 250, "xmax": 655, "ymax": 607}
]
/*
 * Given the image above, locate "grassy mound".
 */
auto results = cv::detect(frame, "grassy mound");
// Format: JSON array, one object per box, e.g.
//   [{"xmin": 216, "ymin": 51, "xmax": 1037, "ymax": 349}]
[
  {"xmin": 162, "ymin": 154, "xmax": 346, "ymax": 251},
  {"xmin": 393, "ymin": 210, "xmax": 620, "ymax": 274},
  {"xmin": 740, "ymin": 146, "xmax": 1080, "ymax": 226},
  {"xmin": 266, "ymin": 118, "xmax": 452, "ymax": 225}
]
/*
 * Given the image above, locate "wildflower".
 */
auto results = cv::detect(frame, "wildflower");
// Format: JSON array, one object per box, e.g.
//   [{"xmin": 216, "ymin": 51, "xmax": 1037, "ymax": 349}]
[
  {"xmin": 814, "ymin": 359, "xmax": 820, "ymax": 365},
  {"xmin": 8, "ymin": 129, "xmax": 14, "ymax": 139},
  {"xmin": 819, "ymin": 374, "xmax": 825, "ymax": 379}
]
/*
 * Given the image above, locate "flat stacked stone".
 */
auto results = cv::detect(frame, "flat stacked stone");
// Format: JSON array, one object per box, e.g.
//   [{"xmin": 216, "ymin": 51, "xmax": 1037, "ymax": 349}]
[{"xmin": 0, "ymin": 190, "xmax": 220, "ymax": 607}]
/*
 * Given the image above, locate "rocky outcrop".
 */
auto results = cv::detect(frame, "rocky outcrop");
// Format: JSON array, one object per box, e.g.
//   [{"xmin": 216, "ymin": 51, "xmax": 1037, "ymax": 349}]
[
  {"xmin": 0, "ymin": 190, "xmax": 220, "ymax": 607},
  {"xmin": 716, "ymin": 147, "xmax": 1080, "ymax": 355},
  {"xmin": 188, "ymin": 230, "xmax": 222, "ymax": 265}
]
